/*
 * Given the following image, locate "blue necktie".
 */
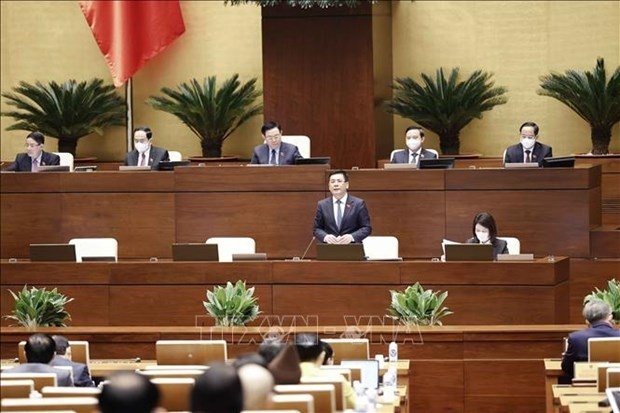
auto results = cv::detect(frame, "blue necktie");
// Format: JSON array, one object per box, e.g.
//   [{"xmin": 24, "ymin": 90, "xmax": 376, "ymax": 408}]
[
  {"xmin": 270, "ymin": 149, "xmax": 277, "ymax": 165},
  {"xmin": 336, "ymin": 200, "xmax": 343, "ymax": 229}
]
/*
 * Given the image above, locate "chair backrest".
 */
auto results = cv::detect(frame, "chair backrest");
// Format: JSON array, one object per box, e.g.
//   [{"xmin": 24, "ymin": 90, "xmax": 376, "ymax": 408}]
[
  {"xmin": 150, "ymin": 377, "xmax": 195, "ymax": 412},
  {"xmin": 274, "ymin": 384, "xmax": 335, "ymax": 413},
  {"xmin": 300, "ymin": 375, "xmax": 345, "ymax": 411},
  {"xmin": 205, "ymin": 237, "xmax": 256, "ymax": 262},
  {"xmin": 362, "ymin": 236, "xmax": 399, "ymax": 260},
  {"xmin": 281, "ymin": 135, "xmax": 311, "ymax": 158},
  {"xmin": 19, "ymin": 341, "xmax": 90, "ymax": 365},
  {"xmin": 137, "ymin": 369, "xmax": 206, "ymax": 379},
  {"xmin": 53, "ymin": 152, "xmax": 74, "ymax": 172},
  {"xmin": 502, "ymin": 148, "xmax": 508, "ymax": 165},
  {"xmin": 321, "ymin": 338, "xmax": 369, "ymax": 363},
  {"xmin": 597, "ymin": 363, "xmax": 620, "ymax": 392},
  {"xmin": 497, "ymin": 237, "xmax": 521, "ymax": 254},
  {"xmin": 589, "ymin": 338, "xmax": 620, "ymax": 362},
  {"xmin": 318, "ymin": 367, "xmax": 351, "ymax": 382},
  {"xmin": 41, "ymin": 386, "xmax": 101, "ymax": 398},
  {"xmin": 68, "ymin": 238, "xmax": 118, "ymax": 262},
  {"xmin": 155, "ymin": 340, "xmax": 227, "ymax": 365},
  {"xmin": 268, "ymin": 394, "xmax": 315, "ymax": 413},
  {"xmin": 0, "ymin": 379, "xmax": 33, "ymax": 399},
  {"xmin": 168, "ymin": 150, "xmax": 182, "ymax": 162},
  {"xmin": 607, "ymin": 367, "xmax": 620, "ymax": 388},
  {"xmin": 0, "ymin": 373, "xmax": 57, "ymax": 391},
  {"xmin": 0, "ymin": 396, "xmax": 98, "ymax": 412}
]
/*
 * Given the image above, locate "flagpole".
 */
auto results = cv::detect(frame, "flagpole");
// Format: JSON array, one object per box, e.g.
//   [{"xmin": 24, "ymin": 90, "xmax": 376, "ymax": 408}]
[{"xmin": 126, "ymin": 77, "xmax": 133, "ymax": 151}]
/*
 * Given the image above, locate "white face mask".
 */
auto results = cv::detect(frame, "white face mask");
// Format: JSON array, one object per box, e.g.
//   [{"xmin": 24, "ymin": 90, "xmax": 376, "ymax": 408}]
[
  {"xmin": 406, "ymin": 138, "xmax": 422, "ymax": 152},
  {"xmin": 135, "ymin": 141, "xmax": 150, "ymax": 154},
  {"xmin": 476, "ymin": 231, "xmax": 490, "ymax": 243},
  {"xmin": 520, "ymin": 137, "xmax": 536, "ymax": 150}
]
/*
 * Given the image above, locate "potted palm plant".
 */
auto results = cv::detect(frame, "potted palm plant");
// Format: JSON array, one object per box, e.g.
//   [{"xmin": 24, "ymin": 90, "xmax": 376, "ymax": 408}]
[
  {"xmin": 538, "ymin": 58, "xmax": 619, "ymax": 155},
  {"xmin": 386, "ymin": 67, "xmax": 508, "ymax": 155},
  {"xmin": 1, "ymin": 79, "xmax": 126, "ymax": 156},
  {"xmin": 387, "ymin": 282, "xmax": 453, "ymax": 326},
  {"xmin": 203, "ymin": 280, "xmax": 261, "ymax": 327},
  {"xmin": 584, "ymin": 279, "xmax": 620, "ymax": 322},
  {"xmin": 146, "ymin": 74, "xmax": 263, "ymax": 158},
  {"xmin": 4, "ymin": 286, "xmax": 73, "ymax": 329}
]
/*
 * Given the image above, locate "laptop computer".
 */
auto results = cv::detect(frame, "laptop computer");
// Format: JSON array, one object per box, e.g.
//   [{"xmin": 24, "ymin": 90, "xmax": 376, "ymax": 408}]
[
  {"xmin": 30, "ymin": 244, "xmax": 76, "ymax": 262},
  {"xmin": 37, "ymin": 165, "xmax": 70, "ymax": 172},
  {"xmin": 444, "ymin": 243, "xmax": 494, "ymax": 261},
  {"xmin": 157, "ymin": 160, "xmax": 191, "ymax": 171},
  {"xmin": 316, "ymin": 244, "xmax": 365, "ymax": 261},
  {"xmin": 172, "ymin": 243, "xmax": 219, "ymax": 261},
  {"xmin": 542, "ymin": 156, "xmax": 575, "ymax": 168},
  {"xmin": 294, "ymin": 157, "xmax": 331, "ymax": 165},
  {"xmin": 341, "ymin": 359, "xmax": 380, "ymax": 390},
  {"xmin": 232, "ymin": 253, "xmax": 267, "ymax": 261},
  {"xmin": 419, "ymin": 158, "xmax": 455, "ymax": 169},
  {"xmin": 156, "ymin": 340, "xmax": 227, "ymax": 365}
]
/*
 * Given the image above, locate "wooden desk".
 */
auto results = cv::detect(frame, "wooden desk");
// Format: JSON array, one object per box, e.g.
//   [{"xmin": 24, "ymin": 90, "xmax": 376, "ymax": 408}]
[{"xmin": 545, "ymin": 358, "xmax": 563, "ymax": 413}]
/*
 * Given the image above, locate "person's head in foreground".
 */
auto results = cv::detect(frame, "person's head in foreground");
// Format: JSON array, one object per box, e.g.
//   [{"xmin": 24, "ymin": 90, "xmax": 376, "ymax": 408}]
[
  {"xmin": 99, "ymin": 371, "xmax": 162, "ymax": 413},
  {"xmin": 190, "ymin": 363, "xmax": 243, "ymax": 413}
]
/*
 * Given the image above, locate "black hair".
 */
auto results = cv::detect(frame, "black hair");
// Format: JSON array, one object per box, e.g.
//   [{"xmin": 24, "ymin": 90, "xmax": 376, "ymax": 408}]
[
  {"xmin": 25, "ymin": 333, "xmax": 56, "ymax": 364},
  {"xmin": 321, "ymin": 340, "xmax": 333, "ymax": 365},
  {"xmin": 405, "ymin": 126, "xmax": 425, "ymax": 138},
  {"xmin": 294, "ymin": 333, "xmax": 323, "ymax": 362},
  {"xmin": 328, "ymin": 169, "xmax": 349, "ymax": 182},
  {"xmin": 472, "ymin": 211, "xmax": 499, "ymax": 241},
  {"xmin": 133, "ymin": 126, "xmax": 153, "ymax": 140},
  {"xmin": 261, "ymin": 121, "xmax": 282, "ymax": 135},
  {"xmin": 99, "ymin": 371, "xmax": 160, "ymax": 413},
  {"xmin": 258, "ymin": 338, "xmax": 285, "ymax": 364},
  {"xmin": 190, "ymin": 363, "xmax": 243, "ymax": 413},
  {"xmin": 519, "ymin": 122, "xmax": 539, "ymax": 136},
  {"xmin": 51, "ymin": 335, "xmax": 69, "ymax": 356},
  {"xmin": 232, "ymin": 352, "xmax": 268, "ymax": 369},
  {"xmin": 26, "ymin": 131, "xmax": 45, "ymax": 145}
]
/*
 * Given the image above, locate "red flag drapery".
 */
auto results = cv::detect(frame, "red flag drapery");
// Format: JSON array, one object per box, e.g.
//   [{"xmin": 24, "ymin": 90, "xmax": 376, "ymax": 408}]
[{"xmin": 79, "ymin": 1, "xmax": 185, "ymax": 87}]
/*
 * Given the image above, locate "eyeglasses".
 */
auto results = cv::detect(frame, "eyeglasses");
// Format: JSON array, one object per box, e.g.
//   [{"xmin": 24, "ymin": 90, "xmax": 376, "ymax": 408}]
[{"xmin": 24, "ymin": 143, "xmax": 41, "ymax": 148}]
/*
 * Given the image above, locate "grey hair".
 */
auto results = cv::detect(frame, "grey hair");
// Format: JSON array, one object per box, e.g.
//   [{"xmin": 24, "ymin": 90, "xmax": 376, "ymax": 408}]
[{"xmin": 583, "ymin": 300, "xmax": 612, "ymax": 324}]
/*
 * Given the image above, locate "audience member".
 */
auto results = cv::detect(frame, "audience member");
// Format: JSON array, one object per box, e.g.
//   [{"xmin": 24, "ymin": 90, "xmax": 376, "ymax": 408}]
[
  {"xmin": 99, "ymin": 371, "xmax": 163, "ymax": 413},
  {"xmin": 465, "ymin": 211, "xmax": 508, "ymax": 259},
  {"xmin": 190, "ymin": 363, "xmax": 243, "ymax": 413},
  {"xmin": 321, "ymin": 340, "xmax": 334, "ymax": 365},
  {"xmin": 6, "ymin": 131, "xmax": 60, "ymax": 172},
  {"xmin": 237, "ymin": 363, "xmax": 274, "ymax": 410},
  {"xmin": 8, "ymin": 333, "xmax": 72, "ymax": 386},
  {"xmin": 231, "ymin": 352, "xmax": 268, "ymax": 369},
  {"xmin": 390, "ymin": 126, "xmax": 438, "ymax": 165},
  {"xmin": 313, "ymin": 169, "xmax": 372, "ymax": 244},
  {"xmin": 49, "ymin": 335, "xmax": 95, "ymax": 387},
  {"xmin": 268, "ymin": 344, "xmax": 302, "ymax": 384},
  {"xmin": 124, "ymin": 126, "xmax": 169, "ymax": 170},
  {"xmin": 258, "ymin": 337, "xmax": 286, "ymax": 364},
  {"xmin": 504, "ymin": 121, "xmax": 552, "ymax": 165},
  {"xmin": 250, "ymin": 120, "xmax": 302, "ymax": 165}
]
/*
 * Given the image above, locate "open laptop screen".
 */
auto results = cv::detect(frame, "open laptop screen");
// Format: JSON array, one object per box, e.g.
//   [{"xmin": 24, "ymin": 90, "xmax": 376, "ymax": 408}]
[{"xmin": 341, "ymin": 359, "xmax": 379, "ymax": 390}]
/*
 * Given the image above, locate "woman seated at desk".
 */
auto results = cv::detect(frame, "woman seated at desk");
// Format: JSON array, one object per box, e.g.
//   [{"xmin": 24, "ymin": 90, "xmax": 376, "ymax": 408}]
[{"xmin": 465, "ymin": 212, "xmax": 508, "ymax": 259}]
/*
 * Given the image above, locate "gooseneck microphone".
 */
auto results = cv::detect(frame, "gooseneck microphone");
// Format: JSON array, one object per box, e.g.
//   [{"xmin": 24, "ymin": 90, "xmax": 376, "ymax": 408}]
[{"xmin": 299, "ymin": 236, "xmax": 316, "ymax": 261}]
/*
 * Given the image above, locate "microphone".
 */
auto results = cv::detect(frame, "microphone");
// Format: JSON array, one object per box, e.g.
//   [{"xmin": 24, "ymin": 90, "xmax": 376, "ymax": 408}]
[{"xmin": 287, "ymin": 236, "xmax": 315, "ymax": 261}]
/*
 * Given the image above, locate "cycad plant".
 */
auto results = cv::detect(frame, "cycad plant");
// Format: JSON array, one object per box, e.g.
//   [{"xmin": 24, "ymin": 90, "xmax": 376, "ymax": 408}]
[
  {"xmin": 386, "ymin": 68, "xmax": 508, "ymax": 154},
  {"xmin": 147, "ymin": 74, "xmax": 263, "ymax": 158},
  {"xmin": 584, "ymin": 279, "xmax": 620, "ymax": 322},
  {"xmin": 203, "ymin": 280, "xmax": 261, "ymax": 326},
  {"xmin": 1, "ymin": 79, "xmax": 126, "ymax": 156},
  {"xmin": 538, "ymin": 58, "xmax": 620, "ymax": 155},
  {"xmin": 387, "ymin": 282, "xmax": 453, "ymax": 326},
  {"xmin": 4, "ymin": 286, "xmax": 73, "ymax": 328}
]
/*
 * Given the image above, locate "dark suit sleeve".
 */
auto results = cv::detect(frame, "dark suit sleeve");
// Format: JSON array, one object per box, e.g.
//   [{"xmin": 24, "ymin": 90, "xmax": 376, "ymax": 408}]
[
  {"xmin": 503, "ymin": 147, "xmax": 512, "ymax": 163},
  {"xmin": 350, "ymin": 200, "xmax": 372, "ymax": 242},
  {"xmin": 124, "ymin": 152, "xmax": 131, "ymax": 166},
  {"xmin": 313, "ymin": 203, "xmax": 329, "ymax": 242},
  {"xmin": 162, "ymin": 150, "xmax": 170, "ymax": 162},
  {"xmin": 5, "ymin": 154, "xmax": 20, "ymax": 171},
  {"xmin": 546, "ymin": 145, "xmax": 553, "ymax": 158},
  {"xmin": 250, "ymin": 148, "xmax": 260, "ymax": 164},
  {"xmin": 75, "ymin": 364, "xmax": 95, "ymax": 387},
  {"xmin": 561, "ymin": 335, "xmax": 577, "ymax": 378},
  {"xmin": 47, "ymin": 153, "xmax": 61, "ymax": 166},
  {"xmin": 292, "ymin": 145, "xmax": 303, "ymax": 160},
  {"xmin": 499, "ymin": 240, "xmax": 509, "ymax": 255}
]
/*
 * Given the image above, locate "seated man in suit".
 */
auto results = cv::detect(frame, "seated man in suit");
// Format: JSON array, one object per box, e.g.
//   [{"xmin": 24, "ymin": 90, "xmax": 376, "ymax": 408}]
[
  {"xmin": 504, "ymin": 121, "xmax": 553, "ymax": 166},
  {"xmin": 391, "ymin": 126, "xmax": 438, "ymax": 165},
  {"xmin": 8, "ymin": 333, "xmax": 72, "ymax": 386},
  {"xmin": 124, "ymin": 126, "xmax": 169, "ymax": 170},
  {"xmin": 50, "ymin": 335, "xmax": 95, "ymax": 387},
  {"xmin": 99, "ymin": 371, "xmax": 164, "ymax": 413},
  {"xmin": 561, "ymin": 300, "xmax": 620, "ymax": 382},
  {"xmin": 6, "ymin": 131, "xmax": 60, "ymax": 172},
  {"xmin": 250, "ymin": 120, "xmax": 302, "ymax": 165},
  {"xmin": 313, "ymin": 169, "xmax": 372, "ymax": 244}
]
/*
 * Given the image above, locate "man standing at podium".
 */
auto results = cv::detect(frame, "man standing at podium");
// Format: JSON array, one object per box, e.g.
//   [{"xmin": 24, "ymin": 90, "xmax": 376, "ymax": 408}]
[
  {"xmin": 504, "ymin": 121, "xmax": 553, "ymax": 166},
  {"xmin": 313, "ymin": 170, "xmax": 372, "ymax": 244},
  {"xmin": 250, "ymin": 121, "xmax": 302, "ymax": 165}
]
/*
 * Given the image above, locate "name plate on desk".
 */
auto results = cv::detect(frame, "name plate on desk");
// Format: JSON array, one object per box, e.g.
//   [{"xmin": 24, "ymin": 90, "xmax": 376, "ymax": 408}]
[
  {"xmin": 119, "ymin": 165, "xmax": 151, "ymax": 171},
  {"xmin": 496, "ymin": 253, "xmax": 535, "ymax": 261},
  {"xmin": 503, "ymin": 162, "xmax": 540, "ymax": 169}
]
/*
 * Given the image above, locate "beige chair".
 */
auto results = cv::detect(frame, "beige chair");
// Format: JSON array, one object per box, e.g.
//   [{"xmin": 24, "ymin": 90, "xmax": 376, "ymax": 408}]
[
  {"xmin": 168, "ymin": 151, "xmax": 183, "ymax": 162},
  {"xmin": 151, "ymin": 377, "xmax": 195, "ymax": 412},
  {"xmin": 137, "ymin": 369, "xmax": 205, "ymax": 379},
  {"xmin": 321, "ymin": 338, "xmax": 369, "ymax": 363},
  {"xmin": 497, "ymin": 236, "xmax": 521, "ymax": 254},
  {"xmin": 205, "ymin": 237, "xmax": 256, "ymax": 262},
  {"xmin": 0, "ymin": 379, "xmax": 33, "ymax": 399},
  {"xmin": 300, "ymin": 375, "xmax": 346, "ymax": 411},
  {"xmin": 268, "ymin": 393, "xmax": 315, "ymax": 413},
  {"xmin": 362, "ymin": 236, "xmax": 399, "ymax": 260},
  {"xmin": 0, "ymin": 373, "xmax": 57, "ymax": 391},
  {"xmin": 568, "ymin": 402, "xmax": 608, "ymax": 413},
  {"xmin": 155, "ymin": 340, "xmax": 227, "ymax": 365},
  {"xmin": 68, "ymin": 238, "xmax": 118, "ymax": 262},
  {"xmin": 281, "ymin": 135, "xmax": 311, "ymax": 158},
  {"xmin": 41, "ymin": 386, "xmax": 101, "ymax": 398},
  {"xmin": 0, "ymin": 397, "xmax": 98, "ymax": 413},
  {"xmin": 53, "ymin": 152, "xmax": 74, "ymax": 172},
  {"xmin": 19, "ymin": 341, "xmax": 90, "ymax": 365},
  {"xmin": 274, "ymin": 384, "xmax": 335, "ymax": 413},
  {"xmin": 588, "ymin": 337, "xmax": 620, "ymax": 362}
]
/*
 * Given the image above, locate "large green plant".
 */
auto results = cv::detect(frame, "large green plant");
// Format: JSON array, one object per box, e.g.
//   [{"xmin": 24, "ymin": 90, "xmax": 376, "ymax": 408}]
[
  {"xmin": 386, "ymin": 68, "xmax": 508, "ymax": 154},
  {"xmin": 538, "ymin": 58, "xmax": 620, "ymax": 155},
  {"xmin": 203, "ymin": 281, "xmax": 261, "ymax": 327},
  {"xmin": 4, "ymin": 286, "xmax": 73, "ymax": 328},
  {"xmin": 1, "ymin": 79, "xmax": 126, "ymax": 156},
  {"xmin": 584, "ymin": 279, "xmax": 620, "ymax": 322},
  {"xmin": 387, "ymin": 282, "xmax": 453, "ymax": 326},
  {"xmin": 226, "ymin": 0, "xmax": 376, "ymax": 8},
  {"xmin": 146, "ymin": 74, "xmax": 263, "ymax": 158}
]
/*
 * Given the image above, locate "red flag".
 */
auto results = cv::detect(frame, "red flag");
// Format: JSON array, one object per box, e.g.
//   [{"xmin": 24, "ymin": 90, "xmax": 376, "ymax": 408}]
[{"xmin": 79, "ymin": 1, "xmax": 185, "ymax": 87}]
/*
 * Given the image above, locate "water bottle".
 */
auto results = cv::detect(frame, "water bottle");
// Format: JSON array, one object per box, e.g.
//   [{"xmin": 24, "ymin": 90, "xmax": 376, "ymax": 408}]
[{"xmin": 388, "ymin": 341, "xmax": 398, "ymax": 362}]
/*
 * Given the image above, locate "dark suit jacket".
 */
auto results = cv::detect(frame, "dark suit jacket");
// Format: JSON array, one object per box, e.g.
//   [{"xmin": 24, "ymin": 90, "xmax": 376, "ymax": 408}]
[
  {"xmin": 561, "ymin": 321, "xmax": 620, "ymax": 379},
  {"xmin": 8, "ymin": 362, "xmax": 73, "ymax": 386},
  {"xmin": 465, "ymin": 237, "xmax": 509, "ymax": 259},
  {"xmin": 50, "ymin": 356, "xmax": 95, "ymax": 387},
  {"xmin": 250, "ymin": 142, "xmax": 302, "ymax": 165},
  {"xmin": 124, "ymin": 146, "xmax": 169, "ymax": 170},
  {"xmin": 313, "ymin": 195, "xmax": 372, "ymax": 243},
  {"xmin": 504, "ymin": 142, "xmax": 553, "ymax": 166},
  {"xmin": 391, "ymin": 148, "xmax": 438, "ymax": 164},
  {"xmin": 6, "ymin": 151, "xmax": 61, "ymax": 172}
]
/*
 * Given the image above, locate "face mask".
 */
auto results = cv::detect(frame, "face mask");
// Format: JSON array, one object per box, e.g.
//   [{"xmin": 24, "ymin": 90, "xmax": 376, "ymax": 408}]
[
  {"xmin": 406, "ymin": 138, "xmax": 422, "ymax": 152},
  {"xmin": 135, "ymin": 141, "xmax": 150, "ymax": 154},
  {"xmin": 520, "ymin": 137, "xmax": 536, "ymax": 150},
  {"xmin": 476, "ymin": 231, "xmax": 490, "ymax": 243}
]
